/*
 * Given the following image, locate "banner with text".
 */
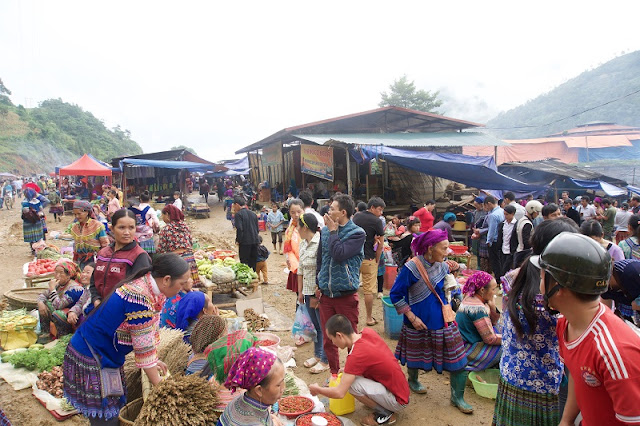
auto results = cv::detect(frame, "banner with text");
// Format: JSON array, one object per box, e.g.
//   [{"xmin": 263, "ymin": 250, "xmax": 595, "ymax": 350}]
[
  {"xmin": 301, "ymin": 144, "xmax": 334, "ymax": 181},
  {"xmin": 262, "ymin": 142, "xmax": 282, "ymax": 167}
]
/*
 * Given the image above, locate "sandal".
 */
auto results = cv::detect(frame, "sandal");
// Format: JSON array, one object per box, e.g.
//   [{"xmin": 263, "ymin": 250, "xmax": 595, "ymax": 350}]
[
  {"xmin": 304, "ymin": 357, "xmax": 319, "ymax": 368},
  {"xmin": 366, "ymin": 318, "xmax": 378, "ymax": 326},
  {"xmin": 310, "ymin": 362, "xmax": 330, "ymax": 374}
]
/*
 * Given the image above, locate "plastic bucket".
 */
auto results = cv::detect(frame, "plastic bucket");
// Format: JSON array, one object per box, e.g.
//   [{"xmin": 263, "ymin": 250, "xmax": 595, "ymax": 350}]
[
  {"xmin": 468, "ymin": 369, "xmax": 500, "ymax": 399},
  {"xmin": 258, "ymin": 220, "xmax": 266, "ymax": 231},
  {"xmin": 381, "ymin": 296, "xmax": 403, "ymax": 340}
]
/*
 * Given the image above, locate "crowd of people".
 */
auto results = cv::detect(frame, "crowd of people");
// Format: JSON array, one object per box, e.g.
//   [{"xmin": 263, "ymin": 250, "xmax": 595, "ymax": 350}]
[{"xmin": 8, "ymin": 172, "xmax": 640, "ymax": 426}]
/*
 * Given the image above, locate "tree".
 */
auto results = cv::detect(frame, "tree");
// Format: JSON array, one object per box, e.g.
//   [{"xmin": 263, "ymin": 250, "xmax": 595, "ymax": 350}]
[
  {"xmin": 0, "ymin": 78, "xmax": 13, "ymax": 107},
  {"xmin": 171, "ymin": 145, "xmax": 198, "ymax": 156},
  {"xmin": 379, "ymin": 75, "xmax": 442, "ymax": 113}
]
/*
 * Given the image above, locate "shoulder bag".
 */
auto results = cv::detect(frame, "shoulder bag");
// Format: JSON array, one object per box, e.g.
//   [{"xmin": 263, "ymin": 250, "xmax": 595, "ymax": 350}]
[
  {"xmin": 411, "ymin": 258, "xmax": 456, "ymax": 324},
  {"xmin": 83, "ymin": 336, "xmax": 124, "ymax": 398}
]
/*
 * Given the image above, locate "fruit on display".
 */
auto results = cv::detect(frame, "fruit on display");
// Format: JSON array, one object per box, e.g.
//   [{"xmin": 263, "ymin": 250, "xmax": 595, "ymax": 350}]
[{"xmin": 26, "ymin": 259, "xmax": 57, "ymax": 277}]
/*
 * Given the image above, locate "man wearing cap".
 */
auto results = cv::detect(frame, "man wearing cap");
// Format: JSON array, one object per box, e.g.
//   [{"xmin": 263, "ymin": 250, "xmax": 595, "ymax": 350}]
[{"xmin": 534, "ymin": 233, "xmax": 640, "ymax": 426}]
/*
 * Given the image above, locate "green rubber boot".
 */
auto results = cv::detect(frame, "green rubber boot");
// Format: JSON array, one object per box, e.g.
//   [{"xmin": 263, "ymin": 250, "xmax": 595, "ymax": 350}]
[
  {"xmin": 407, "ymin": 368, "xmax": 427, "ymax": 394},
  {"xmin": 450, "ymin": 370, "xmax": 473, "ymax": 414}
]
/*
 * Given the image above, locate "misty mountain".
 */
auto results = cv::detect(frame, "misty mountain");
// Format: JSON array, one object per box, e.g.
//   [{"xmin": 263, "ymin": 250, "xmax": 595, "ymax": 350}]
[
  {"xmin": 486, "ymin": 50, "xmax": 640, "ymax": 139},
  {"xmin": 0, "ymin": 99, "xmax": 142, "ymax": 174}
]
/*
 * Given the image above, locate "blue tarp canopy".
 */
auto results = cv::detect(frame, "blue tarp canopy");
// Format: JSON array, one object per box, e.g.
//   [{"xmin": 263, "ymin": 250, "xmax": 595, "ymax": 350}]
[
  {"xmin": 120, "ymin": 158, "xmax": 214, "ymax": 172},
  {"xmin": 628, "ymin": 185, "xmax": 640, "ymax": 196},
  {"xmin": 224, "ymin": 156, "xmax": 249, "ymax": 172},
  {"xmin": 353, "ymin": 145, "xmax": 541, "ymax": 191},
  {"xmin": 569, "ymin": 179, "xmax": 627, "ymax": 197}
]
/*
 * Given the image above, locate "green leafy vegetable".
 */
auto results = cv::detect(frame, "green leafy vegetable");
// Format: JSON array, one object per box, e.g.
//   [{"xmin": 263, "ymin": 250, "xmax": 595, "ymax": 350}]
[{"xmin": 6, "ymin": 334, "xmax": 71, "ymax": 372}]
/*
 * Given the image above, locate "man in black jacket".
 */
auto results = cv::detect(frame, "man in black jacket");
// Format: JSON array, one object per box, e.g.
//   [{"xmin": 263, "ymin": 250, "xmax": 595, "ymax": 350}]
[
  {"xmin": 563, "ymin": 199, "xmax": 581, "ymax": 226},
  {"xmin": 497, "ymin": 205, "xmax": 518, "ymax": 278},
  {"xmin": 233, "ymin": 196, "xmax": 260, "ymax": 271}
]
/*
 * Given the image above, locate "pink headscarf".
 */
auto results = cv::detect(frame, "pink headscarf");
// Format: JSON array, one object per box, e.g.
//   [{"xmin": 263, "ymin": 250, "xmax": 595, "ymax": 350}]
[
  {"xmin": 411, "ymin": 229, "xmax": 448, "ymax": 256},
  {"xmin": 224, "ymin": 347, "xmax": 278, "ymax": 392},
  {"xmin": 462, "ymin": 271, "xmax": 494, "ymax": 296}
]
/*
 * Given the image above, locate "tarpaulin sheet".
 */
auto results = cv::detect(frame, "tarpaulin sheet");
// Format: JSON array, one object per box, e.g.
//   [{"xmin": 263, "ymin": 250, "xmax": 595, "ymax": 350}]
[
  {"xmin": 120, "ymin": 158, "xmax": 214, "ymax": 172},
  {"xmin": 570, "ymin": 179, "xmax": 627, "ymax": 197},
  {"xmin": 59, "ymin": 154, "xmax": 113, "ymax": 176},
  {"xmin": 578, "ymin": 141, "xmax": 640, "ymax": 162},
  {"xmin": 463, "ymin": 142, "xmax": 578, "ymax": 165},
  {"xmin": 224, "ymin": 156, "xmax": 249, "ymax": 171},
  {"xmin": 354, "ymin": 145, "xmax": 540, "ymax": 191},
  {"xmin": 628, "ymin": 185, "xmax": 640, "ymax": 196}
]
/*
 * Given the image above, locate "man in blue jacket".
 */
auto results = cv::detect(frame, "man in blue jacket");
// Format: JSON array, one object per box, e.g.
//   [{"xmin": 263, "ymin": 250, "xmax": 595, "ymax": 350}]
[{"xmin": 316, "ymin": 194, "xmax": 366, "ymax": 376}]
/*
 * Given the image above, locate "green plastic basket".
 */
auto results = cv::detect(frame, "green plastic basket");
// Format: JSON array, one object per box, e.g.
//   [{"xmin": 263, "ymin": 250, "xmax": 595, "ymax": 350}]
[{"xmin": 468, "ymin": 369, "xmax": 500, "ymax": 399}]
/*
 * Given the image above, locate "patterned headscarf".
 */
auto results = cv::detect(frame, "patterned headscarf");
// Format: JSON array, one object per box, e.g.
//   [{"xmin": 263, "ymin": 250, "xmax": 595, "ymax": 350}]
[
  {"xmin": 55, "ymin": 258, "xmax": 80, "ymax": 280},
  {"xmin": 175, "ymin": 291, "xmax": 206, "ymax": 331},
  {"xmin": 224, "ymin": 347, "xmax": 278, "ymax": 392},
  {"xmin": 73, "ymin": 200, "xmax": 96, "ymax": 219},
  {"xmin": 190, "ymin": 314, "xmax": 227, "ymax": 353},
  {"xmin": 462, "ymin": 270, "xmax": 494, "ymax": 296},
  {"xmin": 411, "ymin": 229, "xmax": 448, "ymax": 256},
  {"xmin": 162, "ymin": 204, "xmax": 185, "ymax": 222}
]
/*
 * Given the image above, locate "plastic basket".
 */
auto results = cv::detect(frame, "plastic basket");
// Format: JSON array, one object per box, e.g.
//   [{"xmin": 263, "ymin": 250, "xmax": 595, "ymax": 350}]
[
  {"xmin": 449, "ymin": 245, "xmax": 469, "ymax": 255},
  {"xmin": 381, "ymin": 296, "xmax": 403, "ymax": 340},
  {"xmin": 468, "ymin": 369, "xmax": 500, "ymax": 399}
]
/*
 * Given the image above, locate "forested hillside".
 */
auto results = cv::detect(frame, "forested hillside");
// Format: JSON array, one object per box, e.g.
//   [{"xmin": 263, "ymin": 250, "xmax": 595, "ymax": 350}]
[
  {"xmin": 0, "ymin": 97, "xmax": 142, "ymax": 175},
  {"xmin": 487, "ymin": 51, "xmax": 640, "ymax": 139}
]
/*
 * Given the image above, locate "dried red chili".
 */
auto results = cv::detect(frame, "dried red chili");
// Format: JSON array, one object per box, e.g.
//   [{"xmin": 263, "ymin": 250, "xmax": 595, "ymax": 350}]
[
  {"xmin": 296, "ymin": 412, "xmax": 342, "ymax": 426},
  {"xmin": 278, "ymin": 396, "xmax": 314, "ymax": 414}
]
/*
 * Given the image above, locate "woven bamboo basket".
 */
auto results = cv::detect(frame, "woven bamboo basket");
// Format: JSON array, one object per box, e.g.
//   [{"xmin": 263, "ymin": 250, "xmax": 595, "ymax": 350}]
[
  {"xmin": 118, "ymin": 397, "xmax": 144, "ymax": 426},
  {"xmin": 4, "ymin": 288, "xmax": 45, "ymax": 310}
]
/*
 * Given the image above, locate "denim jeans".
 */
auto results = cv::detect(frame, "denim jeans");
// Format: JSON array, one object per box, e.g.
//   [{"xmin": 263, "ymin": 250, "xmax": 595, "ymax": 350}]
[{"xmin": 305, "ymin": 295, "xmax": 328, "ymax": 364}]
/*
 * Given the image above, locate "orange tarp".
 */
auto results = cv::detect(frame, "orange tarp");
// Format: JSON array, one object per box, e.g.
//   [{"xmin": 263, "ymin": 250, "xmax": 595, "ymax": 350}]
[{"xmin": 462, "ymin": 141, "xmax": 579, "ymax": 165}]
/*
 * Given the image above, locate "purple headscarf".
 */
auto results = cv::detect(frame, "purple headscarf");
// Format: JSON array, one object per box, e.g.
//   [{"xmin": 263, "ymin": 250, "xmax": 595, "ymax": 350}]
[
  {"xmin": 462, "ymin": 271, "xmax": 494, "ymax": 296},
  {"xmin": 411, "ymin": 229, "xmax": 448, "ymax": 256},
  {"xmin": 224, "ymin": 347, "xmax": 278, "ymax": 392}
]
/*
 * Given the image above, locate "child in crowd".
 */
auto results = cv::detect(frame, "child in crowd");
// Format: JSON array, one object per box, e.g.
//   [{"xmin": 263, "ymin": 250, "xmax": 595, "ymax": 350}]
[
  {"xmin": 185, "ymin": 314, "xmax": 227, "ymax": 376},
  {"xmin": 256, "ymin": 236, "xmax": 270, "ymax": 287},
  {"xmin": 160, "ymin": 274, "xmax": 194, "ymax": 328},
  {"xmin": 534, "ymin": 232, "xmax": 640, "ymax": 425},
  {"xmin": 267, "ymin": 202, "xmax": 285, "ymax": 254},
  {"xmin": 309, "ymin": 314, "xmax": 409, "ymax": 426},
  {"xmin": 173, "ymin": 191, "xmax": 183, "ymax": 210}
]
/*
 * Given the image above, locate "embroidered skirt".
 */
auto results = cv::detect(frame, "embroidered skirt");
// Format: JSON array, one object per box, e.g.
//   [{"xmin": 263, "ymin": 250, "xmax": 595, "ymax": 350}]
[
  {"xmin": 63, "ymin": 344, "xmax": 127, "ymax": 421},
  {"xmin": 463, "ymin": 341, "xmax": 502, "ymax": 371},
  {"xmin": 23, "ymin": 221, "xmax": 44, "ymax": 243},
  {"xmin": 180, "ymin": 252, "xmax": 202, "ymax": 287},
  {"xmin": 49, "ymin": 205, "xmax": 64, "ymax": 215},
  {"xmin": 492, "ymin": 377, "xmax": 560, "ymax": 426},
  {"xmin": 138, "ymin": 238, "xmax": 156, "ymax": 254},
  {"xmin": 395, "ymin": 323, "xmax": 467, "ymax": 373}
]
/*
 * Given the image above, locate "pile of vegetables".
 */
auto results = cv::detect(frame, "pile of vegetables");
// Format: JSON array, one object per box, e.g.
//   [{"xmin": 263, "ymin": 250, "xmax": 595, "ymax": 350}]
[
  {"xmin": 26, "ymin": 259, "xmax": 58, "ymax": 277},
  {"xmin": 244, "ymin": 308, "xmax": 270, "ymax": 332},
  {"xmin": 2, "ymin": 334, "xmax": 71, "ymax": 371},
  {"xmin": 0, "ymin": 308, "xmax": 37, "ymax": 332},
  {"xmin": 282, "ymin": 372, "xmax": 300, "ymax": 397},
  {"xmin": 231, "ymin": 262, "xmax": 258, "ymax": 285},
  {"xmin": 36, "ymin": 366, "xmax": 64, "ymax": 397}
]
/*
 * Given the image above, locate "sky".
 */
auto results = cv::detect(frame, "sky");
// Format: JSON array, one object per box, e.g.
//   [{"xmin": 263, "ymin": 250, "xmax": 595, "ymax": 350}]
[{"xmin": 2, "ymin": 1, "xmax": 640, "ymax": 162}]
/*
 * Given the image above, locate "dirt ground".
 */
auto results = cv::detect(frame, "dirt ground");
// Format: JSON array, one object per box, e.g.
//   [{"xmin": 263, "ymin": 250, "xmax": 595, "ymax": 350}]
[{"xmin": 0, "ymin": 196, "xmax": 496, "ymax": 425}]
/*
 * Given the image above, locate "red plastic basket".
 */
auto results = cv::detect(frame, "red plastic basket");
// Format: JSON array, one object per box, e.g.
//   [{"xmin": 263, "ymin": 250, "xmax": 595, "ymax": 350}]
[
  {"xmin": 278, "ymin": 396, "xmax": 314, "ymax": 419},
  {"xmin": 449, "ymin": 245, "xmax": 468, "ymax": 255}
]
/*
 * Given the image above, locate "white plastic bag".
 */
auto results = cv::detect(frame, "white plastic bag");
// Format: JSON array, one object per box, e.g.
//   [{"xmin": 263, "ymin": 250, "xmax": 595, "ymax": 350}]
[{"xmin": 292, "ymin": 304, "xmax": 317, "ymax": 345}]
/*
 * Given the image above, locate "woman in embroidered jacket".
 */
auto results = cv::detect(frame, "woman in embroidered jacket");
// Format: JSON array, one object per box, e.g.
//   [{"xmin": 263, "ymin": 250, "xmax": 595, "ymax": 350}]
[
  {"xmin": 217, "ymin": 347, "xmax": 285, "ymax": 426},
  {"xmin": 493, "ymin": 218, "xmax": 579, "ymax": 426},
  {"xmin": 37, "ymin": 258, "xmax": 87, "ymax": 339},
  {"xmin": 63, "ymin": 253, "xmax": 190, "ymax": 425},
  {"xmin": 66, "ymin": 200, "xmax": 109, "ymax": 269},
  {"xmin": 455, "ymin": 271, "xmax": 502, "ymax": 372},
  {"xmin": 390, "ymin": 229, "xmax": 471, "ymax": 413}
]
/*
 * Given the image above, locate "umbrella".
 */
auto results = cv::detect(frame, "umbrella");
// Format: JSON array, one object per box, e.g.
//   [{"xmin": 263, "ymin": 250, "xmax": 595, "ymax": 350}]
[{"xmin": 24, "ymin": 182, "xmax": 41, "ymax": 193}]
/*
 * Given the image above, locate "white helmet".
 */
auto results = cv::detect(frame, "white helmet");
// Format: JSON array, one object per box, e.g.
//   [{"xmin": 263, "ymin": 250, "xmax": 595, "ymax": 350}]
[{"xmin": 525, "ymin": 200, "xmax": 543, "ymax": 214}]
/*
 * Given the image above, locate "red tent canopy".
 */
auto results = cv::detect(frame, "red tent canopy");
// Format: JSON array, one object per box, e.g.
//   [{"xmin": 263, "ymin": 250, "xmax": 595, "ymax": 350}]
[{"xmin": 59, "ymin": 154, "xmax": 112, "ymax": 176}]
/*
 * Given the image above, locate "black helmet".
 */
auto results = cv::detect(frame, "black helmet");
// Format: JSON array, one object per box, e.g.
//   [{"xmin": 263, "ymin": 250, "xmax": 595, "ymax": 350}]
[{"xmin": 532, "ymin": 232, "xmax": 612, "ymax": 295}]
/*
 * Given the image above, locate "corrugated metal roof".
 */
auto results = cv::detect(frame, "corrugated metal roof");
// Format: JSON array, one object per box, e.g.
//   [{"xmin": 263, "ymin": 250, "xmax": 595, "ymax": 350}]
[
  {"xmin": 498, "ymin": 159, "xmax": 627, "ymax": 186},
  {"xmin": 235, "ymin": 106, "xmax": 485, "ymax": 154},
  {"xmin": 295, "ymin": 132, "xmax": 509, "ymax": 147}
]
